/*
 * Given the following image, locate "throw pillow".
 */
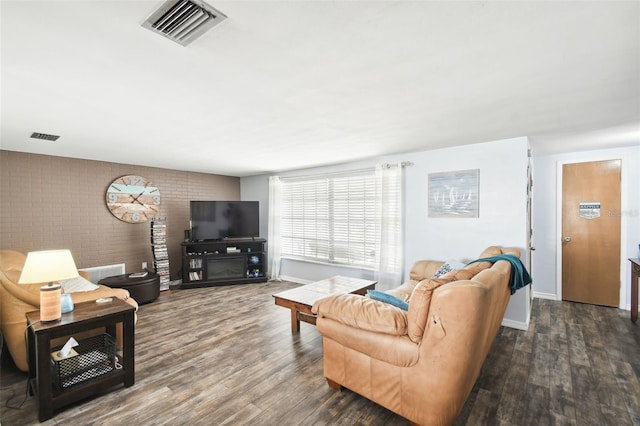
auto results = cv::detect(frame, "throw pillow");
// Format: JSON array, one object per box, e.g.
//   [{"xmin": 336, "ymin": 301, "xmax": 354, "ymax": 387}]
[
  {"xmin": 432, "ymin": 261, "xmax": 466, "ymax": 278},
  {"xmin": 367, "ymin": 290, "xmax": 409, "ymax": 311}
]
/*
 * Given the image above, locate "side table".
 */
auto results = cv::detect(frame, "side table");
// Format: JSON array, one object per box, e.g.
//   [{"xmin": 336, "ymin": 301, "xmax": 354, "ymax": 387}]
[
  {"xmin": 99, "ymin": 272, "xmax": 160, "ymax": 304},
  {"xmin": 630, "ymin": 258, "xmax": 639, "ymax": 323},
  {"xmin": 26, "ymin": 298, "xmax": 135, "ymax": 421}
]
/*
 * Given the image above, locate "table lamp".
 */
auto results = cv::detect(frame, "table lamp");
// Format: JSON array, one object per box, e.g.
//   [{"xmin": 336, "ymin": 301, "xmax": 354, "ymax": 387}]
[{"xmin": 18, "ymin": 250, "xmax": 79, "ymax": 322}]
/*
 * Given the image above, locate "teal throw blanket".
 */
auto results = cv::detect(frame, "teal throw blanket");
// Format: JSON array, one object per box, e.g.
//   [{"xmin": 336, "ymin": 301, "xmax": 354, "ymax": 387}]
[{"xmin": 466, "ymin": 254, "xmax": 532, "ymax": 295}]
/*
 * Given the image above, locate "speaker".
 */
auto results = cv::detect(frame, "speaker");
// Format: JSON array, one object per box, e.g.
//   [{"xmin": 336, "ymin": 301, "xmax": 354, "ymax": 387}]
[{"xmin": 184, "ymin": 229, "xmax": 191, "ymax": 242}]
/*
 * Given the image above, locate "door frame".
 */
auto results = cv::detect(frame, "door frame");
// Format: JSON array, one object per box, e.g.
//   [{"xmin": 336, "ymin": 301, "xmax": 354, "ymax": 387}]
[{"xmin": 555, "ymin": 157, "xmax": 627, "ymax": 308}]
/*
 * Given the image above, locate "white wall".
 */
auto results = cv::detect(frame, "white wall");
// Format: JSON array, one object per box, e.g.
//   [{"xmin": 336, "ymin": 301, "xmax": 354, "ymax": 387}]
[
  {"xmin": 240, "ymin": 174, "xmax": 269, "ymax": 240},
  {"xmin": 404, "ymin": 137, "xmax": 530, "ymax": 329},
  {"xmin": 531, "ymin": 145, "xmax": 640, "ymax": 311},
  {"xmin": 241, "ymin": 136, "xmax": 532, "ymax": 329}
]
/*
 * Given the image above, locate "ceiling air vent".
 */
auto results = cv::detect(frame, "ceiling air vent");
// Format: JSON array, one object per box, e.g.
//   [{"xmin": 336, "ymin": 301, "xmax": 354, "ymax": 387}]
[
  {"xmin": 30, "ymin": 132, "xmax": 60, "ymax": 141},
  {"xmin": 142, "ymin": 0, "xmax": 227, "ymax": 47}
]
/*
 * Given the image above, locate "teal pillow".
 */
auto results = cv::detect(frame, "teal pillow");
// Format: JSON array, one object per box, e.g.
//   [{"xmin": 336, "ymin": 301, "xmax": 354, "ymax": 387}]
[{"xmin": 367, "ymin": 290, "xmax": 409, "ymax": 311}]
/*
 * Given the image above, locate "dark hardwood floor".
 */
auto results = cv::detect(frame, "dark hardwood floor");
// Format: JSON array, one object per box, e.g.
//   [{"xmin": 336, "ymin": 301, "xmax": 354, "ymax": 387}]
[{"xmin": 1, "ymin": 281, "xmax": 639, "ymax": 425}]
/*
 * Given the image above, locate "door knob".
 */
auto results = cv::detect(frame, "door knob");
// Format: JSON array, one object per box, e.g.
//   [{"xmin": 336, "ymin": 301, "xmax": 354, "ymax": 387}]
[{"xmin": 562, "ymin": 237, "xmax": 571, "ymax": 242}]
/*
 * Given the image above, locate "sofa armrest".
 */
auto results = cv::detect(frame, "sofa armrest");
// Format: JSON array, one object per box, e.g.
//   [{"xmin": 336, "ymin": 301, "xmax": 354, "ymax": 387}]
[
  {"xmin": 0, "ymin": 269, "xmax": 41, "ymax": 307},
  {"xmin": 318, "ymin": 318, "xmax": 420, "ymax": 367},
  {"xmin": 71, "ymin": 285, "xmax": 138, "ymax": 310},
  {"xmin": 312, "ymin": 293, "xmax": 407, "ymax": 336}
]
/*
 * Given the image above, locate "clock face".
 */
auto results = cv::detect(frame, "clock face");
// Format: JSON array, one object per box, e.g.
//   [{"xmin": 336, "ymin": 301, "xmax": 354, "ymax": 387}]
[{"xmin": 106, "ymin": 175, "xmax": 160, "ymax": 223}]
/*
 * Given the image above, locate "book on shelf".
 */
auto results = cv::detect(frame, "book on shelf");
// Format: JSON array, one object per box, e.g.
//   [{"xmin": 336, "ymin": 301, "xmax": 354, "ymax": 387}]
[{"xmin": 150, "ymin": 219, "xmax": 170, "ymax": 285}]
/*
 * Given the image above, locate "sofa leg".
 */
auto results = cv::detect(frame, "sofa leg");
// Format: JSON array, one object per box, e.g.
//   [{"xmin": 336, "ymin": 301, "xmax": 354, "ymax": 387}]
[{"xmin": 326, "ymin": 378, "xmax": 342, "ymax": 391}]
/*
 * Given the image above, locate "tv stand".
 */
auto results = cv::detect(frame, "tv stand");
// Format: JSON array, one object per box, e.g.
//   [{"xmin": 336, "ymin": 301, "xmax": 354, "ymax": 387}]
[{"xmin": 180, "ymin": 238, "xmax": 267, "ymax": 289}]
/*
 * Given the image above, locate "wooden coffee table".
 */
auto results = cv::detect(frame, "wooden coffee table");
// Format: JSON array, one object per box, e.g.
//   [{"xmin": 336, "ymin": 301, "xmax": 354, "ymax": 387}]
[{"xmin": 273, "ymin": 276, "xmax": 376, "ymax": 332}]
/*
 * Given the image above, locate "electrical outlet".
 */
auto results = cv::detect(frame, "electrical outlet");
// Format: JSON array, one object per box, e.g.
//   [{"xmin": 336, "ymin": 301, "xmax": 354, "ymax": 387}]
[{"xmin": 142, "ymin": 262, "xmax": 147, "ymax": 270}]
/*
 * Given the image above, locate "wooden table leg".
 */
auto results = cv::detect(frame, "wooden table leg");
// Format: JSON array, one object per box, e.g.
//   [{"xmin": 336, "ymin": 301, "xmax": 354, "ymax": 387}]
[
  {"xmin": 290, "ymin": 307, "xmax": 300, "ymax": 333},
  {"xmin": 123, "ymin": 310, "xmax": 135, "ymax": 387},
  {"xmin": 631, "ymin": 261, "xmax": 639, "ymax": 323},
  {"xmin": 27, "ymin": 326, "xmax": 36, "ymax": 396},
  {"xmin": 36, "ymin": 332, "xmax": 53, "ymax": 422}
]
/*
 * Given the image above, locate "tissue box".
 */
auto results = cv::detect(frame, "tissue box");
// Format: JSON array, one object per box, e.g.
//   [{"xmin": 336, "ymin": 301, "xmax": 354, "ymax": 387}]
[
  {"xmin": 51, "ymin": 334, "xmax": 116, "ymax": 389},
  {"xmin": 51, "ymin": 347, "xmax": 80, "ymax": 375}
]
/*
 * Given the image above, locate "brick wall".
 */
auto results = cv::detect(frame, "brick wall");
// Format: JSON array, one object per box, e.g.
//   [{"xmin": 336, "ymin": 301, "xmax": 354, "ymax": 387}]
[{"xmin": 0, "ymin": 150, "xmax": 240, "ymax": 279}]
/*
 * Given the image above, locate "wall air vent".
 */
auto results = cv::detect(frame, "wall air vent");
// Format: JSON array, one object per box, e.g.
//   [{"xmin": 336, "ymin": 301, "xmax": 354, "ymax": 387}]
[
  {"xmin": 142, "ymin": 0, "xmax": 227, "ymax": 47},
  {"xmin": 30, "ymin": 132, "xmax": 60, "ymax": 141}
]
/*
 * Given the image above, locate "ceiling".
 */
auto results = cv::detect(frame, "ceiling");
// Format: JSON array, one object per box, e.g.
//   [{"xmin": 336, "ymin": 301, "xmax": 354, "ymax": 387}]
[{"xmin": 1, "ymin": 1, "xmax": 639, "ymax": 177}]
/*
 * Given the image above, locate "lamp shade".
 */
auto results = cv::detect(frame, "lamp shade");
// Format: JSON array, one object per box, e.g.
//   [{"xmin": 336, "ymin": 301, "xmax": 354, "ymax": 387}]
[
  {"xmin": 19, "ymin": 250, "xmax": 79, "ymax": 322},
  {"xmin": 18, "ymin": 249, "xmax": 79, "ymax": 284}
]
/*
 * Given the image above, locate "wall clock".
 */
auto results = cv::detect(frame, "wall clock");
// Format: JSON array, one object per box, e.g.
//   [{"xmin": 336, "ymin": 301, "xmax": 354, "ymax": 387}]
[{"xmin": 106, "ymin": 175, "xmax": 161, "ymax": 223}]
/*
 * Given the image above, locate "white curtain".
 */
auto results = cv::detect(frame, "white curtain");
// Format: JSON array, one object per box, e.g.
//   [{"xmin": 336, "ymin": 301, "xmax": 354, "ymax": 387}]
[
  {"xmin": 374, "ymin": 162, "xmax": 404, "ymax": 290},
  {"xmin": 267, "ymin": 176, "xmax": 282, "ymax": 280}
]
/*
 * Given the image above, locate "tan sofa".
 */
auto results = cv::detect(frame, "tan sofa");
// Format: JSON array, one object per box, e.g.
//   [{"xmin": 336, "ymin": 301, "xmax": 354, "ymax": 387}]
[
  {"xmin": 311, "ymin": 246, "xmax": 520, "ymax": 426},
  {"xmin": 0, "ymin": 249, "xmax": 138, "ymax": 372}
]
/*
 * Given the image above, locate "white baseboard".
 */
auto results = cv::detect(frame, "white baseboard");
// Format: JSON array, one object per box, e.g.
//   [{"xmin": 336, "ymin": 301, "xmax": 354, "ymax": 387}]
[
  {"xmin": 533, "ymin": 291, "xmax": 632, "ymax": 312},
  {"xmin": 533, "ymin": 291, "xmax": 559, "ymax": 301},
  {"xmin": 501, "ymin": 317, "xmax": 530, "ymax": 331},
  {"xmin": 279, "ymin": 275, "xmax": 311, "ymax": 285}
]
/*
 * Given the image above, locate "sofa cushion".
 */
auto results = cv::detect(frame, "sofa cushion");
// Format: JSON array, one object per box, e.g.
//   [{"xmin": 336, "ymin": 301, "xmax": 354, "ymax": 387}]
[
  {"xmin": 367, "ymin": 290, "xmax": 409, "ymax": 311},
  {"xmin": 406, "ymin": 268, "xmax": 478, "ymax": 343},
  {"xmin": 312, "ymin": 293, "xmax": 408, "ymax": 336}
]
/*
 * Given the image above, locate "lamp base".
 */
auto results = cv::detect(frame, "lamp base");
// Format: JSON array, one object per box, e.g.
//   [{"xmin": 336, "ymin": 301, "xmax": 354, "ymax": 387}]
[{"xmin": 40, "ymin": 284, "xmax": 62, "ymax": 322}]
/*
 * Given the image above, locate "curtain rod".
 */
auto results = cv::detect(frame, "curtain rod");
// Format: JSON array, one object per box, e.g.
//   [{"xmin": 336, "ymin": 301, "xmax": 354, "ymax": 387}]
[
  {"xmin": 276, "ymin": 161, "xmax": 414, "ymax": 180},
  {"xmin": 378, "ymin": 161, "xmax": 414, "ymax": 168},
  {"xmin": 279, "ymin": 167, "xmax": 373, "ymax": 181}
]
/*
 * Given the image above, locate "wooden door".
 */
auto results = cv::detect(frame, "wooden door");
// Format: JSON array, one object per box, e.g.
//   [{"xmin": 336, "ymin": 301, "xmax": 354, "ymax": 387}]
[{"xmin": 562, "ymin": 160, "xmax": 621, "ymax": 306}]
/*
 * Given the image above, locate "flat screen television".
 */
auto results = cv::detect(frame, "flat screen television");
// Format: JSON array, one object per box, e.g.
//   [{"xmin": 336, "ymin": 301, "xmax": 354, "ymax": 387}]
[{"xmin": 190, "ymin": 201, "xmax": 260, "ymax": 241}]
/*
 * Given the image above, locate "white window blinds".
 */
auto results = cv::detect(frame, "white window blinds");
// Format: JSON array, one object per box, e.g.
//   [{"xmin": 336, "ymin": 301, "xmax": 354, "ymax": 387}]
[{"xmin": 280, "ymin": 169, "xmax": 379, "ymax": 268}]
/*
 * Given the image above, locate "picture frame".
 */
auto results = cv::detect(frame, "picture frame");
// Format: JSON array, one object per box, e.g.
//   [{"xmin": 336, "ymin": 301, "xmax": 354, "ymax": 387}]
[{"xmin": 428, "ymin": 169, "xmax": 480, "ymax": 218}]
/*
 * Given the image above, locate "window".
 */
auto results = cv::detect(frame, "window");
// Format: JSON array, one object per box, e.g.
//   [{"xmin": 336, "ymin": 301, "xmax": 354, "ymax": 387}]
[{"xmin": 280, "ymin": 169, "xmax": 379, "ymax": 268}]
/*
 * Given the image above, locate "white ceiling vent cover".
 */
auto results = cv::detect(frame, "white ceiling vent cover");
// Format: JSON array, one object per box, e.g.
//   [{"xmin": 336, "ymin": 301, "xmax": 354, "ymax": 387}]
[{"xmin": 142, "ymin": 0, "xmax": 227, "ymax": 46}]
